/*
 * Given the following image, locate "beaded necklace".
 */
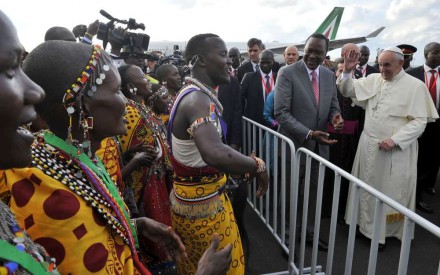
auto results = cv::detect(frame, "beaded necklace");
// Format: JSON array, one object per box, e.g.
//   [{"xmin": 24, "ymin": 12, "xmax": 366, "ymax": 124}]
[
  {"xmin": 32, "ymin": 131, "xmax": 139, "ymax": 254},
  {"xmin": 0, "ymin": 202, "xmax": 58, "ymax": 274},
  {"xmin": 185, "ymin": 76, "xmax": 223, "ymax": 114},
  {"xmin": 129, "ymin": 100, "xmax": 167, "ymax": 149}
]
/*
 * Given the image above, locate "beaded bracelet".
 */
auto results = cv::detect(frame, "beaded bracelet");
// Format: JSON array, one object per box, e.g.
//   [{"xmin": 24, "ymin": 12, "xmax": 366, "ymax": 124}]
[
  {"xmin": 85, "ymin": 32, "xmax": 94, "ymax": 40},
  {"xmin": 251, "ymin": 156, "xmax": 266, "ymax": 174}
]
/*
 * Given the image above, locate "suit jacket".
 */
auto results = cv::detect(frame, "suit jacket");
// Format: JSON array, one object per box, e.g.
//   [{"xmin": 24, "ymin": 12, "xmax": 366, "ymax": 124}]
[
  {"xmin": 240, "ymin": 71, "xmax": 276, "ymax": 126},
  {"xmin": 274, "ymin": 60, "xmax": 341, "ymax": 160},
  {"xmin": 218, "ymin": 76, "xmax": 243, "ymax": 146},
  {"xmin": 407, "ymin": 65, "xmax": 440, "ymax": 124},
  {"xmin": 237, "ymin": 61, "xmax": 254, "ymax": 84},
  {"xmin": 406, "ymin": 65, "xmax": 426, "ymax": 82}
]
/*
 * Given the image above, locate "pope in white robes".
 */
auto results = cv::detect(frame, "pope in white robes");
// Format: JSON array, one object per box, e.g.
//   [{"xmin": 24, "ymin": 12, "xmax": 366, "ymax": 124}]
[{"xmin": 337, "ymin": 47, "xmax": 438, "ymax": 244}]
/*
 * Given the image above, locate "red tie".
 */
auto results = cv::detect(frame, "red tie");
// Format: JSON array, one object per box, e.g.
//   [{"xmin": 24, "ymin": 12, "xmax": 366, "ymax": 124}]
[
  {"xmin": 311, "ymin": 70, "xmax": 319, "ymax": 104},
  {"xmin": 234, "ymin": 69, "xmax": 237, "ymax": 76},
  {"xmin": 429, "ymin": 70, "xmax": 437, "ymax": 105},
  {"xmin": 265, "ymin": 75, "xmax": 271, "ymax": 96}
]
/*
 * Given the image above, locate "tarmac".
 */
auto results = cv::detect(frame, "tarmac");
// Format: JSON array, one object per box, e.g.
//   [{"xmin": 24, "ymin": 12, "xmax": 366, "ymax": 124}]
[{"xmin": 246, "ymin": 184, "xmax": 440, "ymax": 275}]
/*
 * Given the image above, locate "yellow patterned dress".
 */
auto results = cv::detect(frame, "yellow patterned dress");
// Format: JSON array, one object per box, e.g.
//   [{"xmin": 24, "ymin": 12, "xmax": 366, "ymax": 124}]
[
  {"xmin": 168, "ymin": 84, "xmax": 244, "ymax": 274},
  {"xmin": 118, "ymin": 100, "xmax": 174, "ymax": 272},
  {"xmin": 0, "ymin": 132, "xmax": 150, "ymax": 275}
]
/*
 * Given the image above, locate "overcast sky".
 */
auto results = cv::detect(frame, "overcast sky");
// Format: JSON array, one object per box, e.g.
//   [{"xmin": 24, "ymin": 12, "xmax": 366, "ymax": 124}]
[{"xmin": 2, "ymin": 0, "xmax": 440, "ymax": 65}]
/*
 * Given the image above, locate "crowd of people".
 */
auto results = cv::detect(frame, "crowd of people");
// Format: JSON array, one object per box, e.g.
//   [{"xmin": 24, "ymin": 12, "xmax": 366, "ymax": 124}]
[{"xmin": 1, "ymin": 6, "xmax": 440, "ymax": 275}]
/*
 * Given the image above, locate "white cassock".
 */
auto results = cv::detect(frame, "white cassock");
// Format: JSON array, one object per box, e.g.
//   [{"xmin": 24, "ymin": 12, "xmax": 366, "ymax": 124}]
[{"xmin": 337, "ymin": 69, "xmax": 439, "ymax": 243}]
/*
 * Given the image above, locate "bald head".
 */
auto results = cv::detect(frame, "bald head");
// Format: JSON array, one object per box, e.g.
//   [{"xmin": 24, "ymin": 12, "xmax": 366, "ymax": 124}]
[
  {"xmin": 424, "ymin": 42, "xmax": 440, "ymax": 69},
  {"xmin": 358, "ymin": 45, "xmax": 371, "ymax": 66},
  {"xmin": 259, "ymin": 49, "xmax": 274, "ymax": 74},
  {"xmin": 44, "ymin": 26, "xmax": 76, "ymax": 42},
  {"xmin": 228, "ymin": 47, "xmax": 241, "ymax": 69},
  {"xmin": 341, "ymin": 43, "xmax": 360, "ymax": 56},
  {"xmin": 284, "ymin": 45, "xmax": 299, "ymax": 65}
]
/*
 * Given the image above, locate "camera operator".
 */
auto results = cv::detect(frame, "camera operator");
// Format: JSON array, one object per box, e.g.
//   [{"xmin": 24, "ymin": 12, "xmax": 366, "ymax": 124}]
[
  {"xmin": 72, "ymin": 20, "xmax": 100, "ymax": 44},
  {"xmin": 146, "ymin": 54, "xmax": 160, "ymax": 78}
]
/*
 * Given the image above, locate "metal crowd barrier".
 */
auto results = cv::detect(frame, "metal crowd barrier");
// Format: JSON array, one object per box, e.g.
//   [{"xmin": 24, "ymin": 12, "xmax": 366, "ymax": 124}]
[{"xmin": 241, "ymin": 116, "xmax": 440, "ymax": 275}]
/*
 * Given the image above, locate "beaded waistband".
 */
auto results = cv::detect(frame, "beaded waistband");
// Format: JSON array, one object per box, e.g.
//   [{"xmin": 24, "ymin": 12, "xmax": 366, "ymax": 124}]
[
  {"xmin": 170, "ymin": 174, "xmax": 227, "ymax": 219},
  {"xmin": 169, "ymin": 191, "xmax": 225, "ymax": 219}
]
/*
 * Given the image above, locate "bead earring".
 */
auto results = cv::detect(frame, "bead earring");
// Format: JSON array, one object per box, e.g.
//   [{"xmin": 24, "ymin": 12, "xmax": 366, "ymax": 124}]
[{"xmin": 87, "ymin": 116, "xmax": 94, "ymax": 130}]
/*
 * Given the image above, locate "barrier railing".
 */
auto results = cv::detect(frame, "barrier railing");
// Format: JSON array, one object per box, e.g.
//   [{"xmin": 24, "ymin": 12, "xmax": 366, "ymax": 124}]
[{"xmin": 242, "ymin": 116, "xmax": 440, "ymax": 275}]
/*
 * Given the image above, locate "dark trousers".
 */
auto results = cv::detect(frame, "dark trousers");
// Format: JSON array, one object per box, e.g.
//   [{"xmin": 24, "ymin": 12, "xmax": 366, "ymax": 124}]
[{"xmin": 416, "ymin": 122, "xmax": 440, "ymax": 199}]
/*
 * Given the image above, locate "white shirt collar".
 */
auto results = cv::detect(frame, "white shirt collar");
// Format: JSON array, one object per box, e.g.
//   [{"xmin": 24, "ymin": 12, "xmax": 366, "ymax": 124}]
[
  {"xmin": 424, "ymin": 64, "xmax": 439, "ymax": 72},
  {"xmin": 260, "ymin": 70, "xmax": 273, "ymax": 78},
  {"xmin": 305, "ymin": 64, "xmax": 320, "ymax": 78},
  {"xmin": 251, "ymin": 61, "xmax": 259, "ymax": 71}
]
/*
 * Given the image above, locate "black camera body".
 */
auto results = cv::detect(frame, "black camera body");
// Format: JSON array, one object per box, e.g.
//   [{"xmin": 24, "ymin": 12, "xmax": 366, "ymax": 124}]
[{"xmin": 97, "ymin": 10, "xmax": 149, "ymax": 51}]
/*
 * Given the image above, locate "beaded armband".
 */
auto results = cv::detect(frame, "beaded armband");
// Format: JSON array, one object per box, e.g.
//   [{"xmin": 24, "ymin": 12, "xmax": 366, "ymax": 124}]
[
  {"xmin": 252, "ymin": 156, "xmax": 266, "ymax": 174},
  {"xmin": 187, "ymin": 116, "xmax": 215, "ymax": 137}
]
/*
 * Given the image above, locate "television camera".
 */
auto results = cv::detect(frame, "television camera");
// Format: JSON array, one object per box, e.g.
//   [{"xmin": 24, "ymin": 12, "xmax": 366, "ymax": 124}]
[{"xmin": 97, "ymin": 10, "xmax": 150, "ymax": 53}]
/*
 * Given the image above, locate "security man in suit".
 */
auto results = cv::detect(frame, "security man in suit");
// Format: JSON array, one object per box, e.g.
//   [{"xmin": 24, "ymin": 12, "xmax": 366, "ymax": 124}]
[
  {"xmin": 237, "ymin": 38, "xmax": 263, "ymax": 83},
  {"xmin": 406, "ymin": 42, "xmax": 440, "ymax": 213},
  {"xmin": 240, "ymin": 49, "xmax": 276, "ymax": 126},
  {"xmin": 397, "ymin": 44, "xmax": 417, "ymax": 70}
]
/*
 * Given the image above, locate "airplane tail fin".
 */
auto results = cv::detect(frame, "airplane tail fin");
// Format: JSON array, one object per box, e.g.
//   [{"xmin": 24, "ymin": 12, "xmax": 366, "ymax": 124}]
[
  {"xmin": 314, "ymin": 7, "xmax": 344, "ymax": 40},
  {"xmin": 366, "ymin": 27, "xmax": 386, "ymax": 38}
]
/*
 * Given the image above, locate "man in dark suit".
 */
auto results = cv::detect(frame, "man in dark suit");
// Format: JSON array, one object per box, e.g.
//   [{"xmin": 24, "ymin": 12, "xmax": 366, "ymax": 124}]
[
  {"xmin": 274, "ymin": 33, "xmax": 344, "ymax": 251},
  {"xmin": 240, "ymin": 49, "xmax": 276, "ymax": 126},
  {"xmin": 228, "ymin": 47, "xmax": 241, "ymax": 78},
  {"xmin": 218, "ymin": 76, "xmax": 242, "ymax": 150},
  {"xmin": 355, "ymin": 45, "xmax": 380, "ymax": 78},
  {"xmin": 406, "ymin": 42, "xmax": 440, "ymax": 213},
  {"xmin": 237, "ymin": 38, "xmax": 263, "ymax": 83}
]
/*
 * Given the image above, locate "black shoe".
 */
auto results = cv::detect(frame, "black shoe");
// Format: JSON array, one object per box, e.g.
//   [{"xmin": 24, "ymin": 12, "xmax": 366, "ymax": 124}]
[
  {"xmin": 416, "ymin": 200, "xmax": 434, "ymax": 213},
  {"xmin": 305, "ymin": 232, "xmax": 328, "ymax": 251},
  {"xmin": 425, "ymin": 187, "xmax": 436, "ymax": 195},
  {"xmin": 378, "ymin": 243, "xmax": 386, "ymax": 252}
]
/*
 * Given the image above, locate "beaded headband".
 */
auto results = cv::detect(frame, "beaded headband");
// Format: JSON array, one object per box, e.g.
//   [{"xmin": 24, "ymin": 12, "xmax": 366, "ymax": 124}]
[
  {"xmin": 62, "ymin": 45, "xmax": 113, "ymax": 154},
  {"xmin": 62, "ymin": 45, "xmax": 112, "ymax": 115}
]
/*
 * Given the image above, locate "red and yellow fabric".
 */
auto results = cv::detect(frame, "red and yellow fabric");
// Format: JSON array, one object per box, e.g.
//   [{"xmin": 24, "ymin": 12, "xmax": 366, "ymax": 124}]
[
  {"xmin": 0, "ymin": 143, "xmax": 149, "ymax": 274},
  {"xmin": 170, "ymin": 157, "xmax": 244, "ymax": 275},
  {"xmin": 96, "ymin": 137, "xmax": 124, "ymax": 191},
  {"xmin": 118, "ymin": 101, "xmax": 173, "ymax": 268}
]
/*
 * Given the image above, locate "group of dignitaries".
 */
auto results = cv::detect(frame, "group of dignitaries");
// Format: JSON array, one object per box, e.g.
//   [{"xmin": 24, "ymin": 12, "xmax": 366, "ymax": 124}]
[{"xmin": 237, "ymin": 35, "xmax": 440, "ymax": 251}]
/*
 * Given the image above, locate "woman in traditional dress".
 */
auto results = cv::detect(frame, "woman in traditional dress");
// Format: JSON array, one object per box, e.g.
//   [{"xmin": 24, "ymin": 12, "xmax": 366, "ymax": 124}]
[
  {"xmin": 1, "ymin": 40, "xmax": 186, "ymax": 274},
  {"xmin": 168, "ymin": 33, "xmax": 269, "ymax": 274},
  {"xmin": 117, "ymin": 64, "xmax": 175, "ymax": 273},
  {"xmin": 0, "ymin": 9, "xmax": 59, "ymax": 274},
  {"xmin": 155, "ymin": 64, "xmax": 182, "ymax": 125}
]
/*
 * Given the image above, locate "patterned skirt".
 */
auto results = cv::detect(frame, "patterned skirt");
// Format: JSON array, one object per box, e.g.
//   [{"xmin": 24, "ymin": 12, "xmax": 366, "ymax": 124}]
[{"xmin": 170, "ymin": 162, "xmax": 244, "ymax": 275}]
